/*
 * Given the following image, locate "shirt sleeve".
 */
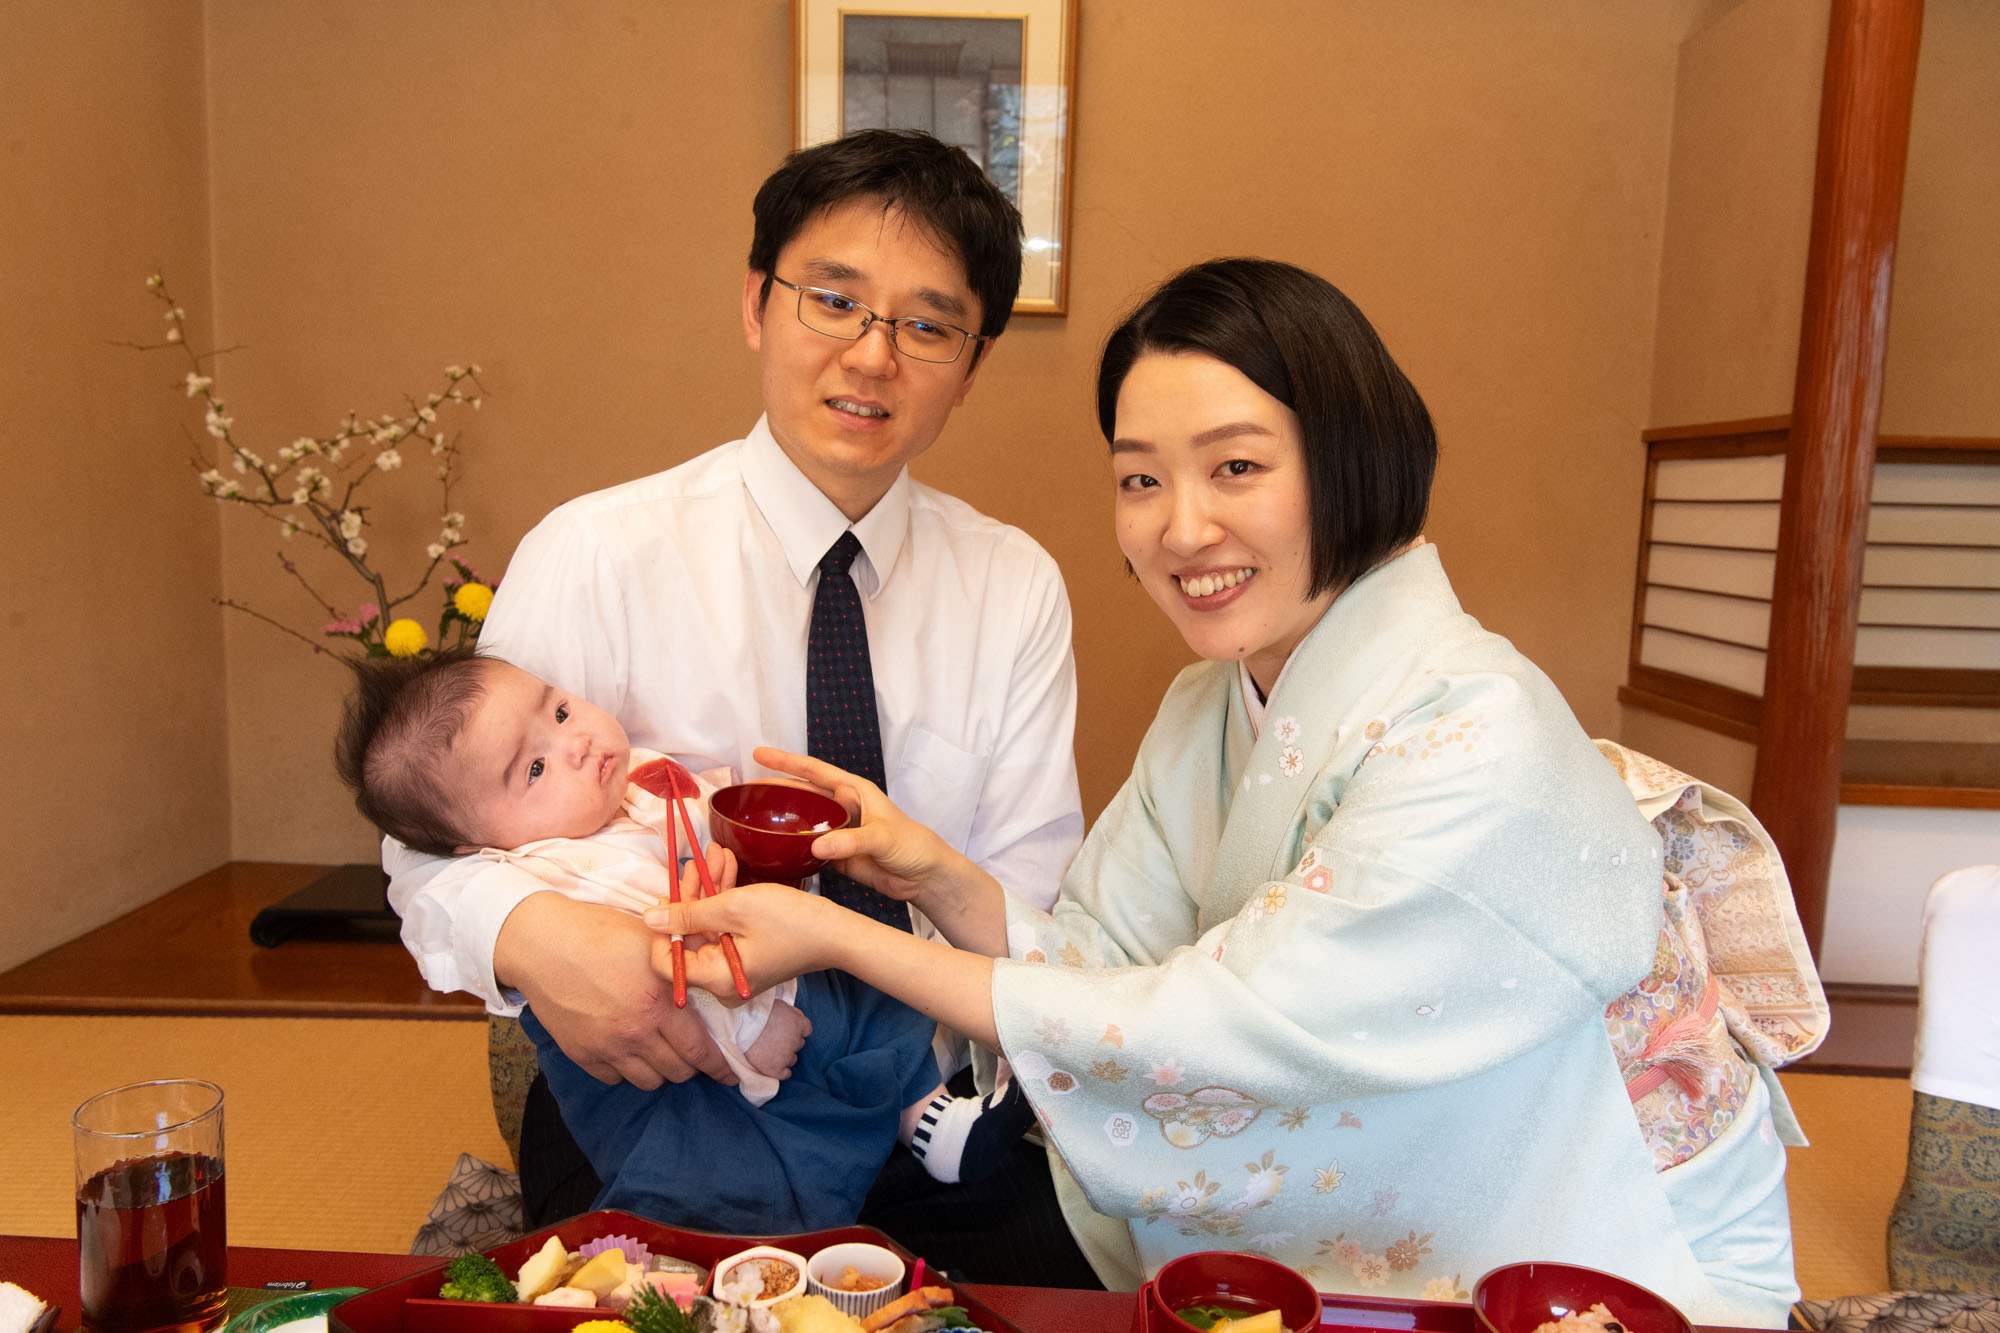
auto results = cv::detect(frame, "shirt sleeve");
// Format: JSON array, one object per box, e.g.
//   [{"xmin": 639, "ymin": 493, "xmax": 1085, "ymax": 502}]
[
  {"xmin": 961, "ymin": 544, "xmax": 1083, "ymax": 911},
  {"xmin": 381, "ymin": 504, "xmax": 632, "ymax": 1010},
  {"xmin": 990, "ymin": 693, "xmax": 1663, "ymax": 1218},
  {"xmin": 383, "ymin": 835, "xmax": 550, "ymax": 1014}
]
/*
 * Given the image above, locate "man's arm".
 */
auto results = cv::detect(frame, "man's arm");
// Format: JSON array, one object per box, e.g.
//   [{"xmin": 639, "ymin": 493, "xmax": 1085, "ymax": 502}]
[
  {"xmin": 493, "ymin": 892, "xmax": 731, "ymax": 1088},
  {"xmin": 962, "ymin": 546, "xmax": 1083, "ymax": 910}
]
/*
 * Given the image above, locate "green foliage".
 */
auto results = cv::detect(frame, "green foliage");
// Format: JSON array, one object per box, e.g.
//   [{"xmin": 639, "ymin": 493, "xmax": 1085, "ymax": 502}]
[{"xmin": 621, "ymin": 1285, "xmax": 696, "ymax": 1333}]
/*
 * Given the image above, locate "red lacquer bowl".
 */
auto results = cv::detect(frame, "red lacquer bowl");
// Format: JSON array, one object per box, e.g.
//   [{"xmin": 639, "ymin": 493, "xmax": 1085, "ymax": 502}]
[
  {"xmin": 1473, "ymin": 1262, "xmax": 1693, "ymax": 1333},
  {"xmin": 1150, "ymin": 1251, "xmax": 1320, "ymax": 1333},
  {"xmin": 709, "ymin": 782, "xmax": 851, "ymax": 886}
]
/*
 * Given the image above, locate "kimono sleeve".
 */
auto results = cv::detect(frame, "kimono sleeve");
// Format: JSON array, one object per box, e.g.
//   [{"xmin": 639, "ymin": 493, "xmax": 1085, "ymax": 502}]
[{"xmin": 989, "ymin": 673, "xmax": 1664, "ymax": 1221}]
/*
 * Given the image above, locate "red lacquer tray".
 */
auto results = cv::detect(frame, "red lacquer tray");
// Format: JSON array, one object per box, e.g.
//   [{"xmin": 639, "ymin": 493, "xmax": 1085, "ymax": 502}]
[
  {"xmin": 328, "ymin": 1209, "xmax": 1023, "ymax": 1333},
  {"xmin": 1129, "ymin": 1284, "xmax": 1477, "ymax": 1333}
]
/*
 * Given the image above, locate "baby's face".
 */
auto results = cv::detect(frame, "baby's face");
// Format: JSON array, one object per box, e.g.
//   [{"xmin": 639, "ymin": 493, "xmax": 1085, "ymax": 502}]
[{"xmin": 448, "ymin": 661, "xmax": 632, "ymax": 851}]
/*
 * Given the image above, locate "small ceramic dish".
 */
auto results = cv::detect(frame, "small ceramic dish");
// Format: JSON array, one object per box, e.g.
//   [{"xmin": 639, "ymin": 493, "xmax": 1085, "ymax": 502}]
[
  {"xmin": 805, "ymin": 1241, "xmax": 906, "ymax": 1321},
  {"xmin": 1472, "ymin": 1262, "xmax": 1693, "ymax": 1333},
  {"xmin": 225, "ymin": 1288, "xmax": 368, "ymax": 1333},
  {"xmin": 709, "ymin": 1245, "xmax": 808, "ymax": 1309}
]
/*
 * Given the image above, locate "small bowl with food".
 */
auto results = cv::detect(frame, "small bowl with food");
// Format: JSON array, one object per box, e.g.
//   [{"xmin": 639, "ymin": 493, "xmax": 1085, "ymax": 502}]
[
  {"xmin": 1150, "ymin": 1250, "xmax": 1320, "ymax": 1333},
  {"xmin": 710, "ymin": 1245, "xmax": 808, "ymax": 1310},
  {"xmin": 804, "ymin": 1242, "xmax": 906, "ymax": 1321},
  {"xmin": 1472, "ymin": 1262, "xmax": 1693, "ymax": 1333}
]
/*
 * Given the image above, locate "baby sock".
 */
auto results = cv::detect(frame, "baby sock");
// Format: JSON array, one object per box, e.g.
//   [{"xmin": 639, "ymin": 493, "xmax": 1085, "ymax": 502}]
[{"xmin": 907, "ymin": 1079, "xmax": 1036, "ymax": 1185}]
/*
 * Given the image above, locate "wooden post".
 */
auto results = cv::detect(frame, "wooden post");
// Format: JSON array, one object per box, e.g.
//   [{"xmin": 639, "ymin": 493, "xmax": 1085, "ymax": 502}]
[{"xmin": 1752, "ymin": 0, "xmax": 1924, "ymax": 956}]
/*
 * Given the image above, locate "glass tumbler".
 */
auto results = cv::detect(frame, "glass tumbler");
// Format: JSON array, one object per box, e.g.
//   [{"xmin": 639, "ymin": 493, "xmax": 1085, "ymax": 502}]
[{"xmin": 73, "ymin": 1079, "xmax": 228, "ymax": 1333}]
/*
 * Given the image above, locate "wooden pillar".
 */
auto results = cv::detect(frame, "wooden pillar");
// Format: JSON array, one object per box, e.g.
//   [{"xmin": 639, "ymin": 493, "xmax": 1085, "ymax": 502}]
[{"xmin": 1752, "ymin": 0, "xmax": 1924, "ymax": 956}]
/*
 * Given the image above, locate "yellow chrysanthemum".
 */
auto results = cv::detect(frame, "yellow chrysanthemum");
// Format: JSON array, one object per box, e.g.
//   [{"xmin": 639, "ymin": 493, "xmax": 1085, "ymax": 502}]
[
  {"xmin": 453, "ymin": 581, "xmax": 495, "ymax": 622},
  {"xmin": 568, "ymin": 1322, "xmax": 627, "ymax": 1333},
  {"xmin": 384, "ymin": 618, "xmax": 429, "ymax": 657}
]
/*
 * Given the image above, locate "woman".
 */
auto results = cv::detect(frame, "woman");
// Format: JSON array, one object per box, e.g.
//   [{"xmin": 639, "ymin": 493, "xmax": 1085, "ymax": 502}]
[{"xmin": 664, "ymin": 259, "xmax": 1816, "ymax": 1326}]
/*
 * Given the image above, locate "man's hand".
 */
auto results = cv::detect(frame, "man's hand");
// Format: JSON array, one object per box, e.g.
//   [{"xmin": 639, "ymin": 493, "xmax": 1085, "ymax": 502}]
[{"xmin": 494, "ymin": 891, "xmax": 738, "ymax": 1089}]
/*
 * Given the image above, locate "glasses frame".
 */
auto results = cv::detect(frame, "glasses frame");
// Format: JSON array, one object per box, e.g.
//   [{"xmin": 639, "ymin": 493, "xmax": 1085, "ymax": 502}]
[{"xmin": 770, "ymin": 276, "xmax": 987, "ymax": 365}]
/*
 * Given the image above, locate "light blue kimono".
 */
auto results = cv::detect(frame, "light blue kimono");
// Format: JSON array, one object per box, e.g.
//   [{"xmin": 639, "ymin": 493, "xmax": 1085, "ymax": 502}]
[{"xmin": 991, "ymin": 545, "xmax": 1798, "ymax": 1326}]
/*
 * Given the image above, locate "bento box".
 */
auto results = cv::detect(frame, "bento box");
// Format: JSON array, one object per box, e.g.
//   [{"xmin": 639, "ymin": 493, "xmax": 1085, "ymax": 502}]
[{"xmin": 328, "ymin": 1209, "xmax": 1021, "ymax": 1333}]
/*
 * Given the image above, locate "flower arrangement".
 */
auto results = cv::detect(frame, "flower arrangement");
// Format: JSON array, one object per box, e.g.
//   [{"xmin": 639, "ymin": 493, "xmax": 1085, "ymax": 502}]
[{"xmin": 141, "ymin": 273, "xmax": 493, "ymax": 657}]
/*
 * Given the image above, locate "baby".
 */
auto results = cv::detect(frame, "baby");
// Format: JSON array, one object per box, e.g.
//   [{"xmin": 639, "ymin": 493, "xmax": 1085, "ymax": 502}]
[{"xmin": 335, "ymin": 647, "xmax": 1033, "ymax": 1233}]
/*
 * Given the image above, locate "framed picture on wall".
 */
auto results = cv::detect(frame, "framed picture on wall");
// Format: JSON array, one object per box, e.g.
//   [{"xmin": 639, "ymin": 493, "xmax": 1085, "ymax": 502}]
[{"xmin": 793, "ymin": 0, "xmax": 1077, "ymax": 315}]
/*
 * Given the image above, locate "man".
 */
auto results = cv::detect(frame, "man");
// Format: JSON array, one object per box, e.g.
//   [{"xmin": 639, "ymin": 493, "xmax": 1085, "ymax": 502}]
[{"xmin": 384, "ymin": 130, "xmax": 1091, "ymax": 1283}]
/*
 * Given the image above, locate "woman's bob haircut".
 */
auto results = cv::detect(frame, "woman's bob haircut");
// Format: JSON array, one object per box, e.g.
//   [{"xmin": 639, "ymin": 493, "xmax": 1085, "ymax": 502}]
[{"xmin": 1096, "ymin": 258, "xmax": 1437, "ymax": 599}]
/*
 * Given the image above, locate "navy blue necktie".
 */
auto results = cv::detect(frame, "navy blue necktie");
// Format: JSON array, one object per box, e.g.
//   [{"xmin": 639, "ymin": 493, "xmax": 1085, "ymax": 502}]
[{"xmin": 807, "ymin": 532, "xmax": 909, "ymax": 930}]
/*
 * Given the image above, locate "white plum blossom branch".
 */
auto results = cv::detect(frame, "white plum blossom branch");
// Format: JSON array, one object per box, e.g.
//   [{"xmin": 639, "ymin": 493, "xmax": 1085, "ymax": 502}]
[{"xmin": 139, "ymin": 272, "xmax": 492, "ymax": 657}]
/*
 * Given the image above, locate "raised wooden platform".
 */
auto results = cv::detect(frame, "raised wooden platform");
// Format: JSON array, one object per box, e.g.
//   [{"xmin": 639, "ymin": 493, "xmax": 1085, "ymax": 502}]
[
  {"xmin": 0, "ymin": 861, "xmax": 481, "ymax": 1019},
  {"xmin": 0, "ymin": 863, "xmax": 1918, "ymax": 1070}
]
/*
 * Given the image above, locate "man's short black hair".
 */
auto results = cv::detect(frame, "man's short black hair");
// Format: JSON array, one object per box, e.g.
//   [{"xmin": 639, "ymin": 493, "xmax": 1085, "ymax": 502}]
[
  {"xmin": 749, "ymin": 129, "xmax": 1023, "ymax": 344},
  {"xmin": 333, "ymin": 646, "xmax": 491, "ymax": 857},
  {"xmin": 1096, "ymin": 258, "xmax": 1437, "ymax": 599}
]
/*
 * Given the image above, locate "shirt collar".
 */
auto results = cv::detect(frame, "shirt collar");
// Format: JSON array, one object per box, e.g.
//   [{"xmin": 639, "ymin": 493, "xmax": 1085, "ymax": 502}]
[{"xmin": 740, "ymin": 415, "xmax": 913, "ymax": 597}]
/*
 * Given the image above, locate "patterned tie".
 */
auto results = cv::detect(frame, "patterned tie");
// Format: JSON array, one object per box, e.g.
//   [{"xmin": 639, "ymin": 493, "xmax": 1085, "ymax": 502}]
[{"xmin": 807, "ymin": 532, "xmax": 909, "ymax": 930}]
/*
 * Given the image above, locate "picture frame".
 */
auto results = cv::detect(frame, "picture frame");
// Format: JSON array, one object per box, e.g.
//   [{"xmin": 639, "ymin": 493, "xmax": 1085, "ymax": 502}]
[{"xmin": 793, "ymin": 0, "xmax": 1078, "ymax": 316}]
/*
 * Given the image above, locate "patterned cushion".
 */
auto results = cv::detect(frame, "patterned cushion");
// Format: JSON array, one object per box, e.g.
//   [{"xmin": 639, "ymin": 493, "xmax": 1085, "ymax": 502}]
[
  {"xmin": 410, "ymin": 1152, "xmax": 525, "ymax": 1257},
  {"xmin": 1794, "ymin": 1290, "xmax": 2000, "ymax": 1333},
  {"xmin": 488, "ymin": 1014, "xmax": 540, "ymax": 1170},
  {"xmin": 1888, "ymin": 1093, "xmax": 2000, "ymax": 1292}
]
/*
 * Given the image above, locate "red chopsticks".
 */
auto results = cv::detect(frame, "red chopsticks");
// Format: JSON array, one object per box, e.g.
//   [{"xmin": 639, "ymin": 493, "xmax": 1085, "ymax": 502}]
[
  {"xmin": 663, "ymin": 792, "xmax": 688, "ymax": 1010},
  {"xmin": 670, "ymin": 793, "xmax": 754, "ymax": 1000}
]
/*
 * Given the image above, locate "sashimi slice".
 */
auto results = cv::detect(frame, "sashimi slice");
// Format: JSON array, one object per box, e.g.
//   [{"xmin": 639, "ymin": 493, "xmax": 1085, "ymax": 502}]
[{"xmin": 629, "ymin": 755, "xmax": 699, "ymax": 798}]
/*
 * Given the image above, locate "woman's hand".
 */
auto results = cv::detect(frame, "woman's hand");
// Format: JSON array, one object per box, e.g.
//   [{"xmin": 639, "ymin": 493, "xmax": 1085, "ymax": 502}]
[
  {"xmin": 647, "ymin": 880, "xmax": 850, "ymax": 1002},
  {"xmin": 753, "ymin": 747, "xmax": 972, "ymax": 909},
  {"xmin": 647, "ymin": 879, "xmax": 1004, "ymax": 1048}
]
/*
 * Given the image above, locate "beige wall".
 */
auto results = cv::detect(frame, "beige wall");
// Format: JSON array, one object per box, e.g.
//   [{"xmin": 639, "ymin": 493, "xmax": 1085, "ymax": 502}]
[
  {"xmin": 12, "ymin": 1, "xmax": 1759, "ymax": 957},
  {"xmin": 195, "ymin": 0, "xmax": 1707, "ymax": 864},
  {"xmin": 0, "ymin": 3, "xmax": 229, "ymax": 970},
  {"xmin": 1880, "ymin": 0, "xmax": 2000, "ymax": 437},
  {"xmin": 1619, "ymin": 0, "xmax": 1827, "ymax": 784},
  {"xmin": 1647, "ymin": 0, "xmax": 1828, "ymax": 431}
]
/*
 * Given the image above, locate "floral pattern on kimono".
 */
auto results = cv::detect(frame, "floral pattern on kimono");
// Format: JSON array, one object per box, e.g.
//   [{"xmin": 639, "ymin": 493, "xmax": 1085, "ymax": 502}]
[{"xmin": 988, "ymin": 545, "xmax": 1805, "ymax": 1329}]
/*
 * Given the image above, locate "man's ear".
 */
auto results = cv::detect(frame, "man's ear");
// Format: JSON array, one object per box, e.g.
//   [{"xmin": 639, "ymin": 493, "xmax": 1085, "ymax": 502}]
[
  {"xmin": 743, "ymin": 270, "xmax": 769, "ymax": 352},
  {"xmin": 954, "ymin": 335, "xmax": 997, "ymax": 407}
]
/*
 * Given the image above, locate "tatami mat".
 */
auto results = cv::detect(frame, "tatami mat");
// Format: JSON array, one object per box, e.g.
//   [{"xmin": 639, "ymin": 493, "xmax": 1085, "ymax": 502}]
[
  {"xmin": 0, "ymin": 1017, "xmax": 1912, "ymax": 1298},
  {"xmin": 1779, "ymin": 1070, "xmax": 1913, "ymax": 1300},
  {"xmin": 0, "ymin": 1015, "xmax": 510, "ymax": 1254}
]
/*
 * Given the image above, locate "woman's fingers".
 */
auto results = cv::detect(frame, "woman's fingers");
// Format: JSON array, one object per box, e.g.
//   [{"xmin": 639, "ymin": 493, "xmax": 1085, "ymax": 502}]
[
  {"xmin": 752, "ymin": 747, "xmax": 882, "ymax": 818},
  {"xmin": 676, "ymin": 841, "xmax": 738, "ymax": 902}
]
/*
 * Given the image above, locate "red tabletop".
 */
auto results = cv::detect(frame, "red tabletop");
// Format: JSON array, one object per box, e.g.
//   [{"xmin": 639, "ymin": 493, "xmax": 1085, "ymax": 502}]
[{"xmin": 0, "ymin": 1234, "xmax": 1132, "ymax": 1333}]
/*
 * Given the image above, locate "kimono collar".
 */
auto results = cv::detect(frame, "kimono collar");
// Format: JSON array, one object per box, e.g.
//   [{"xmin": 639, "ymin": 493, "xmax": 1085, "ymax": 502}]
[
  {"xmin": 739, "ymin": 415, "xmax": 913, "ymax": 597},
  {"xmin": 1237, "ymin": 661, "xmax": 1267, "ymax": 737},
  {"xmin": 1210, "ymin": 541, "xmax": 1468, "ymax": 892}
]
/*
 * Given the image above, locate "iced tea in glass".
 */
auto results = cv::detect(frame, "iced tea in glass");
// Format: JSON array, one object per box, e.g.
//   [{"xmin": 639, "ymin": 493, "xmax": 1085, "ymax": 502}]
[{"xmin": 73, "ymin": 1079, "xmax": 227, "ymax": 1333}]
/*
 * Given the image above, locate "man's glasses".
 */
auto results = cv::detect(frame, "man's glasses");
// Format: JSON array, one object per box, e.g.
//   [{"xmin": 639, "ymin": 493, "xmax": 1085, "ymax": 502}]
[{"xmin": 771, "ymin": 276, "xmax": 985, "ymax": 365}]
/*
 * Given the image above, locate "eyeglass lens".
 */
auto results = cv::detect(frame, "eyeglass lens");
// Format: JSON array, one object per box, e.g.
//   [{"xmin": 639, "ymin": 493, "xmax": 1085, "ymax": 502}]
[{"xmin": 792, "ymin": 285, "xmax": 969, "ymax": 363}]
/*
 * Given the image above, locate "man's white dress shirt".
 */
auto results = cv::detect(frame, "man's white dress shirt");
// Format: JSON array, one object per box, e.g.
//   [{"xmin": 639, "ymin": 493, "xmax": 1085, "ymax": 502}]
[{"xmin": 386, "ymin": 417, "xmax": 1083, "ymax": 1014}]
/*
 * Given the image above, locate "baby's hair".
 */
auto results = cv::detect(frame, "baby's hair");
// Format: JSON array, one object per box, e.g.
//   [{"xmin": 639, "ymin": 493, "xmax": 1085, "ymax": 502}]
[{"xmin": 333, "ymin": 645, "xmax": 493, "ymax": 857}]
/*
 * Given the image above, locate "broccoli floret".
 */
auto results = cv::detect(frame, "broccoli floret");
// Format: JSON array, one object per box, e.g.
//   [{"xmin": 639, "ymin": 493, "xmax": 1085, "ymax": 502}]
[{"xmin": 437, "ymin": 1254, "xmax": 518, "ymax": 1303}]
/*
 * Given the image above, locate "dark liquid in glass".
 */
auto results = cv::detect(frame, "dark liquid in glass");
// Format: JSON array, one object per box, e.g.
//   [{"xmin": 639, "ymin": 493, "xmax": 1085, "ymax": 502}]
[{"xmin": 77, "ymin": 1151, "xmax": 228, "ymax": 1333}]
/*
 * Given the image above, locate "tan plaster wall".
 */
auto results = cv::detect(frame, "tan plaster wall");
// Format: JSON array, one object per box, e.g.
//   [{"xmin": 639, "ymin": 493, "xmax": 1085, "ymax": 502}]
[
  {"xmin": 1648, "ymin": 0, "xmax": 1828, "ymax": 431},
  {"xmin": 194, "ymin": 0, "xmax": 1701, "ymax": 861},
  {"xmin": 0, "ymin": 3, "xmax": 229, "ymax": 970},
  {"xmin": 1621, "ymin": 0, "xmax": 1827, "ymax": 786},
  {"xmin": 1880, "ymin": 0, "xmax": 2000, "ymax": 437}
]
